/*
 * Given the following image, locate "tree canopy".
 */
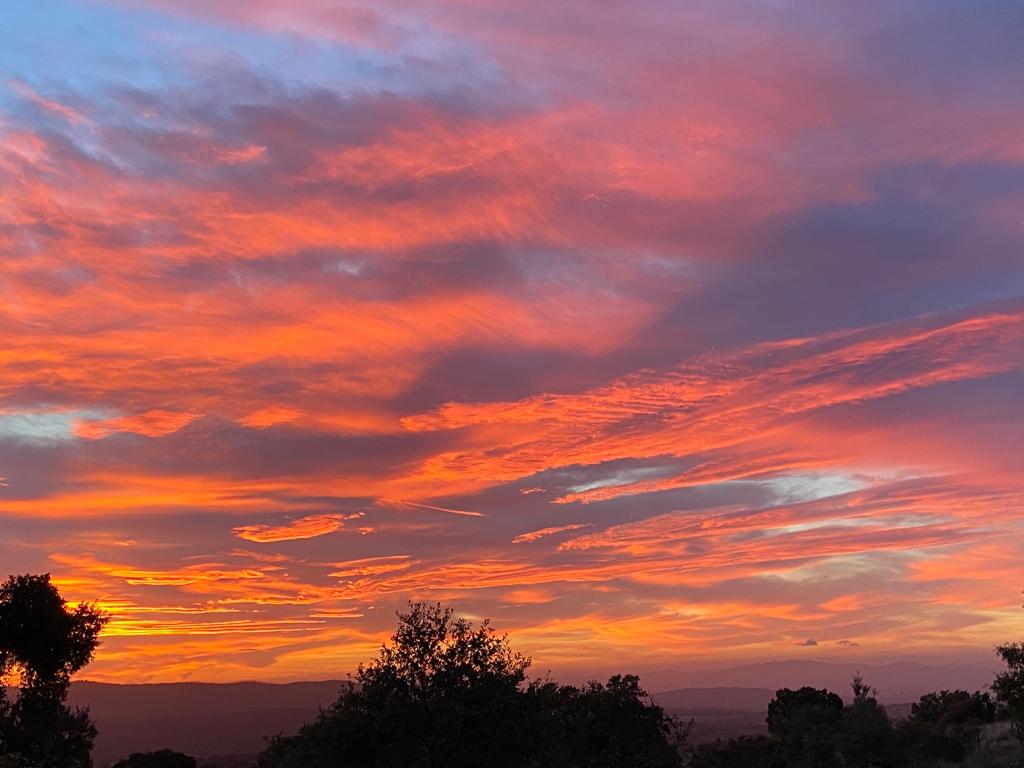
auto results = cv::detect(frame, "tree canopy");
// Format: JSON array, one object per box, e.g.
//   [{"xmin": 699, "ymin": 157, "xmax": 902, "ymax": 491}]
[
  {"xmin": 994, "ymin": 642, "xmax": 1024, "ymax": 742},
  {"xmin": 839, "ymin": 675, "xmax": 898, "ymax": 768},
  {"xmin": 687, "ymin": 666, "xmax": 1021, "ymax": 768},
  {"xmin": 766, "ymin": 686, "xmax": 845, "ymax": 768},
  {"xmin": 0, "ymin": 574, "xmax": 107, "ymax": 768}
]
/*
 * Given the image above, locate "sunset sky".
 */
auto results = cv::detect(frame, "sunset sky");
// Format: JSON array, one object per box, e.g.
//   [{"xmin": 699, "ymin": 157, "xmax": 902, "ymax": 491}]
[{"xmin": 1, "ymin": 1, "xmax": 1023, "ymax": 683}]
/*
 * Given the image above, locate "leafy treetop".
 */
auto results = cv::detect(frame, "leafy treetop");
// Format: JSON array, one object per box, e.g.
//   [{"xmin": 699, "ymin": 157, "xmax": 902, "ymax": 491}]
[{"xmin": 0, "ymin": 574, "xmax": 107, "ymax": 690}]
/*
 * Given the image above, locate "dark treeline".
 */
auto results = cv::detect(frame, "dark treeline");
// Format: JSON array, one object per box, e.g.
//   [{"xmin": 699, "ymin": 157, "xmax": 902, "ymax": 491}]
[
  {"xmin": 1, "ymin": 574, "xmax": 1023, "ymax": 767},
  {"xmin": 690, "ymin": 678, "xmax": 1014, "ymax": 767}
]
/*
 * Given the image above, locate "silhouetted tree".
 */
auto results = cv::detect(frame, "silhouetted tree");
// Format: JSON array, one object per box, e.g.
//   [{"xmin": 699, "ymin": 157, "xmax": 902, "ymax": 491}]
[
  {"xmin": 259, "ymin": 603, "xmax": 685, "ymax": 768},
  {"xmin": 0, "ymin": 574, "xmax": 107, "ymax": 768},
  {"xmin": 260, "ymin": 602, "xmax": 531, "ymax": 768},
  {"xmin": 766, "ymin": 687, "xmax": 843, "ymax": 768},
  {"xmin": 839, "ymin": 675, "xmax": 901, "ymax": 768},
  {"xmin": 112, "ymin": 749, "xmax": 198, "ymax": 768},
  {"xmin": 994, "ymin": 641, "xmax": 1024, "ymax": 742},
  {"xmin": 903, "ymin": 688, "xmax": 996, "ymax": 761},
  {"xmin": 521, "ymin": 675, "xmax": 687, "ymax": 767},
  {"xmin": 690, "ymin": 678, "xmax": 905, "ymax": 768}
]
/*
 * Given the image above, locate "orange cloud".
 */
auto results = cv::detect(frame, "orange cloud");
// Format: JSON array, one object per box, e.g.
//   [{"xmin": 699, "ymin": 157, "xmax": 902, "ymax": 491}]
[
  {"xmin": 233, "ymin": 514, "xmax": 351, "ymax": 543},
  {"xmin": 74, "ymin": 410, "xmax": 196, "ymax": 440},
  {"xmin": 513, "ymin": 523, "xmax": 589, "ymax": 544},
  {"xmin": 238, "ymin": 406, "xmax": 304, "ymax": 428}
]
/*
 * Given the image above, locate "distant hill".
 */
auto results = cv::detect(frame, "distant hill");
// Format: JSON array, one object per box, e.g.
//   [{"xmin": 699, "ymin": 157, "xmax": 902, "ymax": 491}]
[
  {"xmin": 651, "ymin": 687, "xmax": 776, "ymax": 744},
  {"xmin": 68, "ymin": 680, "xmax": 345, "ymax": 719},
  {"xmin": 640, "ymin": 659, "xmax": 999, "ymax": 703},
  {"xmin": 67, "ymin": 680, "xmax": 345, "ymax": 767},
  {"xmin": 652, "ymin": 686, "xmax": 775, "ymax": 712}
]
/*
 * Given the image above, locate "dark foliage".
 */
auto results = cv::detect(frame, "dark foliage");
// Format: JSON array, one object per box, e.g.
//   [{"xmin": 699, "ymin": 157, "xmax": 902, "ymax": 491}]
[
  {"xmin": 0, "ymin": 575, "xmax": 107, "ymax": 689},
  {"xmin": 839, "ymin": 675, "xmax": 900, "ymax": 768},
  {"xmin": 687, "ymin": 666, "xmax": 1023, "ymax": 768},
  {"xmin": 995, "ymin": 642, "xmax": 1024, "ymax": 742},
  {"xmin": 909, "ymin": 689, "xmax": 997, "ymax": 736},
  {"xmin": 0, "ymin": 688, "xmax": 97, "ymax": 768},
  {"xmin": 688, "ymin": 735, "xmax": 781, "ymax": 768},
  {"xmin": 112, "ymin": 749, "xmax": 199, "ymax": 768},
  {"xmin": 258, "ymin": 603, "xmax": 531, "ymax": 768},
  {"xmin": 0, "ymin": 574, "xmax": 107, "ymax": 768},
  {"xmin": 767, "ymin": 686, "xmax": 844, "ymax": 768},
  {"xmin": 258, "ymin": 602, "xmax": 685, "ymax": 768},
  {"xmin": 520, "ymin": 675, "xmax": 688, "ymax": 768},
  {"xmin": 901, "ymin": 688, "xmax": 997, "ymax": 762},
  {"xmin": 691, "ymin": 678, "xmax": 898, "ymax": 768}
]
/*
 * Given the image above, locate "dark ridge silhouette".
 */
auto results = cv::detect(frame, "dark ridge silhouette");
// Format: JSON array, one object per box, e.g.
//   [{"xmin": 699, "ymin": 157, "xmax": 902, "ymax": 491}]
[
  {"xmin": 67, "ymin": 680, "xmax": 345, "ymax": 718},
  {"xmin": 652, "ymin": 687, "xmax": 777, "ymax": 712},
  {"xmin": 642, "ymin": 659, "xmax": 1000, "ymax": 703},
  {"xmin": 64, "ymin": 681, "xmax": 344, "ymax": 767}
]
